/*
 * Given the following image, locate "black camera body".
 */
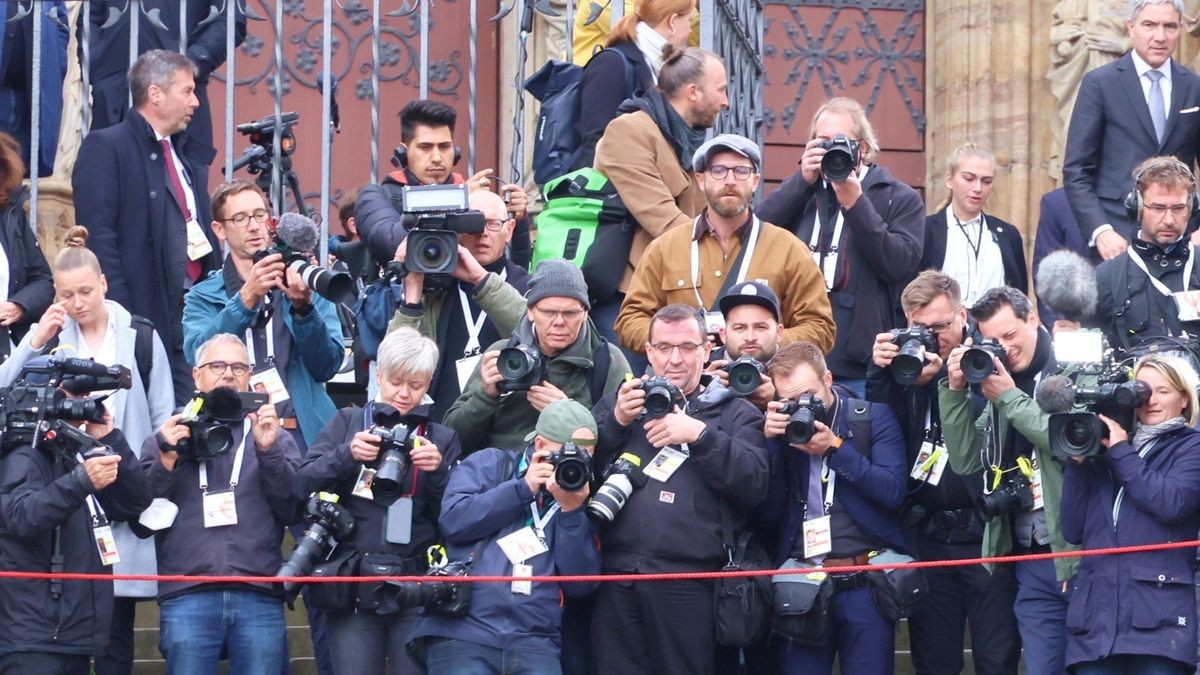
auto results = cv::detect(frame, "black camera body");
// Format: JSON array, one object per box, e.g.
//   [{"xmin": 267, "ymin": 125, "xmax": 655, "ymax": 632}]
[
  {"xmin": 1049, "ymin": 379, "xmax": 1150, "ymax": 459},
  {"xmin": 252, "ymin": 236, "xmax": 354, "ymax": 304},
  {"xmin": 368, "ymin": 422, "xmax": 417, "ymax": 506},
  {"xmin": 548, "ymin": 442, "xmax": 592, "ymax": 491},
  {"xmin": 638, "ymin": 375, "xmax": 684, "ymax": 419},
  {"xmin": 962, "ymin": 339, "xmax": 1008, "ymax": 384},
  {"xmin": 890, "ymin": 326, "xmax": 939, "ymax": 386},
  {"xmin": 0, "ymin": 357, "xmax": 132, "ymax": 455},
  {"xmin": 588, "ymin": 452, "xmax": 648, "ymax": 523},
  {"xmin": 778, "ymin": 393, "xmax": 828, "ymax": 446},
  {"xmin": 381, "ymin": 560, "xmax": 472, "ymax": 616},
  {"xmin": 497, "ymin": 338, "xmax": 546, "ymax": 393},
  {"xmin": 278, "ymin": 492, "xmax": 357, "ymax": 600},
  {"xmin": 398, "ymin": 184, "xmax": 486, "ymax": 276},
  {"xmin": 725, "ymin": 355, "xmax": 767, "ymax": 396},
  {"xmin": 979, "ymin": 472, "xmax": 1034, "ymax": 519},
  {"xmin": 820, "ymin": 134, "xmax": 861, "ymax": 182},
  {"xmin": 176, "ymin": 388, "xmax": 269, "ymax": 462}
]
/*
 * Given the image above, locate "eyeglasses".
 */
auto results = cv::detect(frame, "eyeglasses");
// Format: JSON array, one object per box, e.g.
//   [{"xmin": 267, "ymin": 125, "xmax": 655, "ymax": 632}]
[
  {"xmin": 482, "ymin": 219, "xmax": 510, "ymax": 232},
  {"xmin": 708, "ymin": 165, "xmax": 755, "ymax": 181},
  {"xmin": 917, "ymin": 317, "xmax": 958, "ymax": 334},
  {"xmin": 1144, "ymin": 203, "xmax": 1190, "ymax": 217},
  {"xmin": 200, "ymin": 361, "xmax": 252, "ymax": 376},
  {"xmin": 648, "ymin": 342, "xmax": 705, "ymax": 356},
  {"xmin": 532, "ymin": 306, "xmax": 586, "ymax": 322},
  {"xmin": 220, "ymin": 209, "xmax": 271, "ymax": 227}
]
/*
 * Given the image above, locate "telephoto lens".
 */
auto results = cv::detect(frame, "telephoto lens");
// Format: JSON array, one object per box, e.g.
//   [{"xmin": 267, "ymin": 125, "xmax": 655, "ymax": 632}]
[{"xmin": 588, "ymin": 453, "xmax": 647, "ymax": 523}]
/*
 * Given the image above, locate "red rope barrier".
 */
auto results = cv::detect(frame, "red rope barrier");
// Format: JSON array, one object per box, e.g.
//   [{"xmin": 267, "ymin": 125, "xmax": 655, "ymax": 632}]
[{"xmin": 2, "ymin": 538, "xmax": 1197, "ymax": 585}]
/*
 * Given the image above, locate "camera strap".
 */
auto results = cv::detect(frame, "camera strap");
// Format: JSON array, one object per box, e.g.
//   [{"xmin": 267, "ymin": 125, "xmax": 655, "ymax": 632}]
[
  {"xmin": 245, "ymin": 320, "xmax": 277, "ymax": 370},
  {"xmin": 197, "ymin": 418, "xmax": 251, "ymax": 493},
  {"xmin": 1126, "ymin": 243, "xmax": 1196, "ymax": 297},
  {"xmin": 528, "ymin": 502, "xmax": 560, "ymax": 543},
  {"xmin": 689, "ymin": 215, "xmax": 762, "ymax": 310},
  {"xmin": 808, "ymin": 204, "xmax": 845, "ymax": 293},
  {"xmin": 457, "ymin": 268, "xmax": 508, "ymax": 356}
]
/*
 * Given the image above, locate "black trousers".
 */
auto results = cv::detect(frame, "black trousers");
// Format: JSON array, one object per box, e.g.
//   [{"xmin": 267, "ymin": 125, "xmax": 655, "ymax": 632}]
[
  {"xmin": 591, "ymin": 577, "xmax": 719, "ymax": 675},
  {"xmin": 907, "ymin": 535, "xmax": 1021, "ymax": 675},
  {"xmin": 0, "ymin": 652, "xmax": 91, "ymax": 675},
  {"xmin": 94, "ymin": 596, "xmax": 138, "ymax": 675}
]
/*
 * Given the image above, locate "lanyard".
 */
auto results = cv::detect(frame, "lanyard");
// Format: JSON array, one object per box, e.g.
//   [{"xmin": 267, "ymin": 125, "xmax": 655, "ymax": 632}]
[
  {"xmin": 457, "ymin": 269, "xmax": 506, "ymax": 356},
  {"xmin": 529, "ymin": 501, "xmax": 560, "ymax": 541},
  {"xmin": 245, "ymin": 318, "xmax": 276, "ymax": 369},
  {"xmin": 821, "ymin": 458, "xmax": 836, "ymax": 515},
  {"xmin": 690, "ymin": 215, "xmax": 762, "ymax": 309},
  {"xmin": 74, "ymin": 451, "xmax": 110, "ymax": 524},
  {"xmin": 1126, "ymin": 243, "xmax": 1196, "ymax": 297},
  {"xmin": 197, "ymin": 418, "xmax": 251, "ymax": 493},
  {"xmin": 809, "ymin": 203, "xmax": 846, "ymax": 292},
  {"xmin": 1113, "ymin": 437, "xmax": 1158, "ymax": 526}
]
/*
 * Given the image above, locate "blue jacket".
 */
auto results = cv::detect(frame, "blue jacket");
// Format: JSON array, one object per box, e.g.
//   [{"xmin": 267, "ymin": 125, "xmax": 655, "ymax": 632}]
[
  {"xmin": 1061, "ymin": 427, "xmax": 1200, "ymax": 668},
  {"xmin": 181, "ymin": 263, "xmax": 341, "ymax": 446},
  {"xmin": 411, "ymin": 446, "xmax": 601, "ymax": 657},
  {"xmin": 758, "ymin": 393, "xmax": 908, "ymax": 565}
]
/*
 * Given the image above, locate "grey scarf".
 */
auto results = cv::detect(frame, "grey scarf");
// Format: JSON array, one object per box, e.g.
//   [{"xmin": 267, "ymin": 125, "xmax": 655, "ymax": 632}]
[{"xmin": 1131, "ymin": 416, "xmax": 1188, "ymax": 449}]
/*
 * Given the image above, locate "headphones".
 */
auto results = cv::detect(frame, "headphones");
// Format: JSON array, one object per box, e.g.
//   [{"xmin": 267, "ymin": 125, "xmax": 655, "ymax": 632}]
[
  {"xmin": 390, "ymin": 144, "xmax": 463, "ymax": 170},
  {"xmin": 1123, "ymin": 157, "xmax": 1200, "ymax": 221}
]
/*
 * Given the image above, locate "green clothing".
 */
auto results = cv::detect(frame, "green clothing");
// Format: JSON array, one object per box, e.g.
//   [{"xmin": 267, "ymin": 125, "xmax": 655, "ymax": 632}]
[{"xmin": 386, "ymin": 271, "xmax": 526, "ymax": 341}]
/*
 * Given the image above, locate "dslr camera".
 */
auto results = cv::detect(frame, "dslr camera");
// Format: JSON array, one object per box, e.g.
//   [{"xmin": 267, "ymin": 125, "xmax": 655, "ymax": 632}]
[
  {"xmin": 961, "ymin": 338, "xmax": 1007, "ymax": 384},
  {"xmin": 1049, "ymin": 378, "xmax": 1150, "ymax": 459},
  {"xmin": 820, "ymin": 134, "xmax": 861, "ymax": 182},
  {"xmin": 497, "ymin": 336, "xmax": 545, "ymax": 393},
  {"xmin": 638, "ymin": 375, "xmax": 684, "ymax": 419},
  {"xmin": 277, "ymin": 492, "xmax": 356, "ymax": 600},
  {"xmin": 548, "ymin": 442, "xmax": 592, "ymax": 491},
  {"xmin": 399, "ymin": 184, "xmax": 486, "ymax": 276},
  {"xmin": 367, "ymin": 404, "xmax": 419, "ymax": 506},
  {"xmin": 175, "ymin": 388, "xmax": 270, "ymax": 462},
  {"xmin": 588, "ymin": 452, "xmax": 647, "ymax": 523},
  {"xmin": 725, "ymin": 355, "xmax": 767, "ymax": 396},
  {"xmin": 889, "ymin": 326, "xmax": 939, "ymax": 386},
  {"xmin": 777, "ymin": 393, "xmax": 828, "ymax": 446},
  {"xmin": 378, "ymin": 558, "xmax": 472, "ymax": 616},
  {"xmin": 979, "ymin": 471, "xmax": 1034, "ymax": 519},
  {"xmin": 0, "ymin": 356, "xmax": 131, "ymax": 456}
]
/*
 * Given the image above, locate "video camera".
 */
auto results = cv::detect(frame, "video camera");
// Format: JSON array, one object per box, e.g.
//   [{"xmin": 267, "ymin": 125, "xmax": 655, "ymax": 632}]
[
  {"xmin": 725, "ymin": 355, "xmax": 767, "ymax": 396},
  {"xmin": 175, "ymin": 388, "xmax": 269, "ymax": 462},
  {"xmin": 820, "ymin": 134, "xmax": 860, "ymax": 182},
  {"xmin": 398, "ymin": 184, "xmax": 486, "ymax": 277},
  {"xmin": 889, "ymin": 326, "xmax": 939, "ymax": 386},
  {"xmin": 278, "ymin": 492, "xmax": 356, "ymax": 601},
  {"xmin": 0, "ymin": 357, "xmax": 131, "ymax": 458},
  {"xmin": 232, "ymin": 111, "xmax": 299, "ymax": 175},
  {"xmin": 777, "ymin": 393, "xmax": 828, "ymax": 446}
]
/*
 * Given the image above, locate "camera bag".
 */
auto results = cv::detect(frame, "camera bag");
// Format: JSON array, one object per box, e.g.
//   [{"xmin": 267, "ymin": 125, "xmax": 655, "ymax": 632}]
[
  {"xmin": 305, "ymin": 547, "xmax": 361, "ymax": 612},
  {"xmin": 713, "ymin": 506, "xmax": 773, "ymax": 647},
  {"xmin": 357, "ymin": 552, "xmax": 422, "ymax": 614},
  {"xmin": 864, "ymin": 548, "xmax": 928, "ymax": 621},
  {"xmin": 770, "ymin": 558, "xmax": 834, "ymax": 645}
]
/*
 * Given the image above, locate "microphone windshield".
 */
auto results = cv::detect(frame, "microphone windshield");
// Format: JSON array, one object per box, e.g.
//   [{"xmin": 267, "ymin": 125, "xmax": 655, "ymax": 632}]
[
  {"xmin": 1035, "ymin": 251, "xmax": 1097, "ymax": 323},
  {"xmin": 275, "ymin": 212, "xmax": 320, "ymax": 253},
  {"xmin": 1035, "ymin": 375, "xmax": 1077, "ymax": 414}
]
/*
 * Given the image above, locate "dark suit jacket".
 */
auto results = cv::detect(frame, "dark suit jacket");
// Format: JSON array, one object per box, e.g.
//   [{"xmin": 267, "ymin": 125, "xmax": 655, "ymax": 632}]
[
  {"xmin": 0, "ymin": 185, "xmax": 52, "ymax": 343},
  {"xmin": 919, "ymin": 207, "xmax": 1028, "ymax": 295},
  {"xmin": 1033, "ymin": 188, "xmax": 1092, "ymax": 325},
  {"xmin": 1063, "ymin": 53, "xmax": 1200, "ymax": 242},
  {"xmin": 72, "ymin": 109, "xmax": 220, "ymax": 355}
]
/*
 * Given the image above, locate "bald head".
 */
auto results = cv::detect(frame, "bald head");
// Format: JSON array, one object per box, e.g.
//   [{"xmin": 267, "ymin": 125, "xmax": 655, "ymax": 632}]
[
  {"xmin": 469, "ymin": 191, "xmax": 508, "ymax": 222},
  {"xmin": 463, "ymin": 190, "xmax": 514, "ymax": 265}
]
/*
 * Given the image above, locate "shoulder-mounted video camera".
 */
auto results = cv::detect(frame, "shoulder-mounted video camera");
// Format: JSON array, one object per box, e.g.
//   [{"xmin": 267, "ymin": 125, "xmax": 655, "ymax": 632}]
[{"xmin": 397, "ymin": 184, "xmax": 485, "ymax": 279}]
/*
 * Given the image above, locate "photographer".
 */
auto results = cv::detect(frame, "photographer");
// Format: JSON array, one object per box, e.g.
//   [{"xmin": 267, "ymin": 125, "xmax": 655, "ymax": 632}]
[
  {"xmin": 758, "ymin": 97, "xmax": 924, "ymax": 397},
  {"xmin": 589, "ymin": 303, "xmax": 767, "ymax": 675},
  {"xmin": 293, "ymin": 327, "xmax": 461, "ymax": 674},
  {"xmin": 940, "ymin": 286, "xmax": 1083, "ymax": 675},
  {"xmin": 443, "ymin": 260, "xmax": 628, "ymax": 455},
  {"xmin": 182, "ymin": 179, "xmax": 342, "ymax": 449},
  {"xmin": 758, "ymin": 342, "xmax": 907, "ymax": 674},
  {"xmin": 0, "ymin": 359, "xmax": 152, "ymax": 672},
  {"xmin": 704, "ymin": 281, "xmax": 785, "ymax": 411},
  {"xmin": 386, "ymin": 189, "xmax": 531, "ymax": 421},
  {"xmin": 1060, "ymin": 354, "xmax": 1200, "ymax": 674},
  {"xmin": 410, "ymin": 399, "xmax": 601, "ymax": 673},
  {"xmin": 140, "ymin": 333, "xmax": 301, "ymax": 673},
  {"xmin": 866, "ymin": 271, "xmax": 1020, "ymax": 675}
]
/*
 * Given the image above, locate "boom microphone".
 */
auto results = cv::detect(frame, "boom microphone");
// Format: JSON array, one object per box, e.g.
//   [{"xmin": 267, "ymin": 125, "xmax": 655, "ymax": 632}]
[
  {"xmin": 1035, "ymin": 251, "xmax": 1097, "ymax": 323},
  {"xmin": 1034, "ymin": 375, "xmax": 1077, "ymax": 414},
  {"xmin": 275, "ymin": 212, "xmax": 321, "ymax": 253}
]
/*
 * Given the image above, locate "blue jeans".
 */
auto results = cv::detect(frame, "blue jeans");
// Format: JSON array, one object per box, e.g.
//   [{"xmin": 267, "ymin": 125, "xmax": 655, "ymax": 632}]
[
  {"xmin": 1073, "ymin": 654, "xmax": 1191, "ymax": 674},
  {"xmin": 1015, "ymin": 558, "xmax": 1070, "ymax": 675},
  {"xmin": 425, "ymin": 638, "xmax": 561, "ymax": 675},
  {"xmin": 160, "ymin": 589, "xmax": 287, "ymax": 674}
]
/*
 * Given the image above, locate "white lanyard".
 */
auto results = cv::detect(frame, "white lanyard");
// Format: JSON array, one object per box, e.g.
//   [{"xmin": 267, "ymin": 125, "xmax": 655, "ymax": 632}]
[
  {"xmin": 809, "ymin": 206, "xmax": 846, "ymax": 292},
  {"xmin": 457, "ymin": 269, "xmax": 506, "ymax": 355},
  {"xmin": 1126, "ymin": 243, "xmax": 1196, "ymax": 297},
  {"xmin": 197, "ymin": 418, "xmax": 251, "ymax": 493},
  {"xmin": 821, "ymin": 457, "xmax": 836, "ymax": 515},
  {"xmin": 1113, "ymin": 438, "xmax": 1157, "ymax": 526},
  {"xmin": 690, "ymin": 216, "xmax": 762, "ymax": 309},
  {"xmin": 529, "ymin": 501, "xmax": 560, "ymax": 541},
  {"xmin": 245, "ymin": 320, "xmax": 276, "ymax": 369},
  {"xmin": 75, "ymin": 451, "xmax": 111, "ymax": 524}
]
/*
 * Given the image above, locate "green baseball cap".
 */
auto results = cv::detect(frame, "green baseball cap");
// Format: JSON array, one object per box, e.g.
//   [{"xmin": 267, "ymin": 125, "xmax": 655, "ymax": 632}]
[{"xmin": 524, "ymin": 398, "xmax": 598, "ymax": 444}]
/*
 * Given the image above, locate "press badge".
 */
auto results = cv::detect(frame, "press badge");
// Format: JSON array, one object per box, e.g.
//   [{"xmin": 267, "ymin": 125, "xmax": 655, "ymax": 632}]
[
  {"xmin": 384, "ymin": 497, "xmax": 413, "ymax": 545},
  {"xmin": 802, "ymin": 515, "xmax": 832, "ymax": 559},
  {"xmin": 1173, "ymin": 290, "xmax": 1200, "ymax": 322},
  {"xmin": 497, "ymin": 526, "xmax": 548, "ymax": 565},
  {"xmin": 352, "ymin": 465, "xmax": 377, "ymax": 501},
  {"xmin": 1029, "ymin": 456, "xmax": 1045, "ymax": 511},
  {"xmin": 703, "ymin": 311, "xmax": 725, "ymax": 335},
  {"xmin": 202, "ymin": 490, "xmax": 238, "ymax": 528},
  {"xmin": 93, "ymin": 524, "xmax": 120, "ymax": 566},
  {"xmin": 511, "ymin": 563, "xmax": 533, "ymax": 596},
  {"xmin": 456, "ymin": 352, "xmax": 482, "ymax": 391},
  {"xmin": 250, "ymin": 367, "xmax": 291, "ymax": 405},
  {"xmin": 910, "ymin": 441, "xmax": 949, "ymax": 486},
  {"xmin": 643, "ymin": 446, "xmax": 688, "ymax": 483},
  {"xmin": 186, "ymin": 219, "xmax": 214, "ymax": 260}
]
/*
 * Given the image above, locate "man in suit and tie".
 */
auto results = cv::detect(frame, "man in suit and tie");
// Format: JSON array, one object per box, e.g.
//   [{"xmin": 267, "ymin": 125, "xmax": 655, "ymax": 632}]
[{"xmin": 1063, "ymin": 0, "xmax": 1200, "ymax": 261}]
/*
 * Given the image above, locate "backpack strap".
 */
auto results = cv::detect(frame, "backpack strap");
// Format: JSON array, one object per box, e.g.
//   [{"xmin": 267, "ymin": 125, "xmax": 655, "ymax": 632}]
[
  {"xmin": 130, "ymin": 315, "xmax": 155, "ymax": 394},
  {"xmin": 843, "ymin": 397, "xmax": 874, "ymax": 460},
  {"xmin": 587, "ymin": 337, "xmax": 613, "ymax": 407}
]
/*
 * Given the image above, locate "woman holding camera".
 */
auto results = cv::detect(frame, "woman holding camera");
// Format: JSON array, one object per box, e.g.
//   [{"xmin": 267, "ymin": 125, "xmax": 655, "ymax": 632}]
[
  {"xmin": 295, "ymin": 326, "xmax": 462, "ymax": 675},
  {"xmin": 1061, "ymin": 354, "xmax": 1200, "ymax": 674}
]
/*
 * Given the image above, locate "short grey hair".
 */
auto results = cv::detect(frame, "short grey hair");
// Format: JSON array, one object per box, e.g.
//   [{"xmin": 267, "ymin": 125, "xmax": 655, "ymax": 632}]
[
  {"xmin": 377, "ymin": 327, "xmax": 439, "ymax": 381},
  {"xmin": 1128, "ymin": 0, "xmax": 1184, "ymax": 22},
  {"xmin": 129, "ymin": 49, "xmax": 197, "ymax": 109},
  {"xmin": 194, "ymin": 333, "xmax": 248, "ymax": 366}
]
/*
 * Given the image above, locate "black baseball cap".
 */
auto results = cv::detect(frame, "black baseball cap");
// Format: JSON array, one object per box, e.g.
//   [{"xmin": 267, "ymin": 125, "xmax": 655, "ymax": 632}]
[{"xmin": 718, "ymin": 281, "xmax": 780, "ymax": 321}]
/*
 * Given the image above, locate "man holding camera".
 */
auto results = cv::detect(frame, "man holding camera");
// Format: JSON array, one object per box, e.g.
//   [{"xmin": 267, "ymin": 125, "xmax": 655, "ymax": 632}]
[
  {"xmin": 589, "ymin": 303, "xmax": 767, "ymax": 675},
  {"xmin": 1094, "ymin": 156, "xmax": 1200, "ymax": 352},
  {"xmin": 757, "ymin": 341, "xmax": 906, "ymax": 674},
  {"xmin": 0, "ymin": 358, "xmax": 152, "ymax": 673},
  {"xmin": 140, "ymin": 333, "xmax": 301, "ymax": 673},
  {"xmin": 702, "ymin": 281, "xmax": 785, "ymax": 411},
  {"xmin": 866, "ymin": 271, "xmax": 1021, "ymax": 675},
  {"xmin": 759, "ymin": 97, "xmax": 924, "ymax": 397},
  {"xmin": 940, "ymin": 286, "xmax": 1082, "ymax": 675},
  {"xmin": 410, "ymin": 398, "xmax": 601, "ymax": 671},
  {"xmin": 443, "ymin": 260, "xmax": 629, "ymax": 455},
  {"xmin": 386, "ymin": 189, "xmax": 531, "ymax": 421},
  {"xmin": 182, "ymin": 179, "xmax": 342, "ymax": 449},
  {"xmin": 616, "ymin": 133, "xmax": 834, "ymax": 358}
]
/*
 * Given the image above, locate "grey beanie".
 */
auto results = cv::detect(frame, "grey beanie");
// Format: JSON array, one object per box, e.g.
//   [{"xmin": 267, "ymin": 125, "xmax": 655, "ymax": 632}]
[{"xmin": 527, "ymin": 259, "xmax": 591, "ymax": 310}]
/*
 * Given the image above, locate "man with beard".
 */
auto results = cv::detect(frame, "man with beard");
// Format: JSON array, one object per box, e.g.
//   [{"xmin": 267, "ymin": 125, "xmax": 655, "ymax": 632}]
[
  {"xmin": 616, "ymin": 134, "xmax": 835, "ymax": 362},
  {"xmin": 704, "ymin": 281, "xmax": 785, "ymax": 411}
]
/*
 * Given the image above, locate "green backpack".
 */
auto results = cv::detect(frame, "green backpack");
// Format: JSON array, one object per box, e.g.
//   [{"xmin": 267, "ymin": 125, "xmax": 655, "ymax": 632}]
[{"xmin": 531, "ymin": 168, "xmax": 634, "ymax": 304}]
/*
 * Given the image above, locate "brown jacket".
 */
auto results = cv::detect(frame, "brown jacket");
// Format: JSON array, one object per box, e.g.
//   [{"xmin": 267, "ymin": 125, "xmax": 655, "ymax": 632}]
[
  {"xmin": 615, "ymin": 213, "xmax": 837, "ymax": 354},
  {"xmin": 594, "ymin": 110, "xmax": 706, "ymax": 292}
]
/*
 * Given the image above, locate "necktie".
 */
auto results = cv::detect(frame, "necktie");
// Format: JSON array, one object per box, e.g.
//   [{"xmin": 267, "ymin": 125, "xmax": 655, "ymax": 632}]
[
  {"xmin": 161, "ymin": 139, "xmax": 202, "ymax": 282},
  {"xmin": 1147, "ymin": 69, "xmax": 1166, "ymax": 144}
]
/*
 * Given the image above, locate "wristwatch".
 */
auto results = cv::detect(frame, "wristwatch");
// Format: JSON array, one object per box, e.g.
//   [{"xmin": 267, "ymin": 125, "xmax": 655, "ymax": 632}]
[{"xmin": 825, "ymin": 436, "xmax": 843, "ymax": 456}]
